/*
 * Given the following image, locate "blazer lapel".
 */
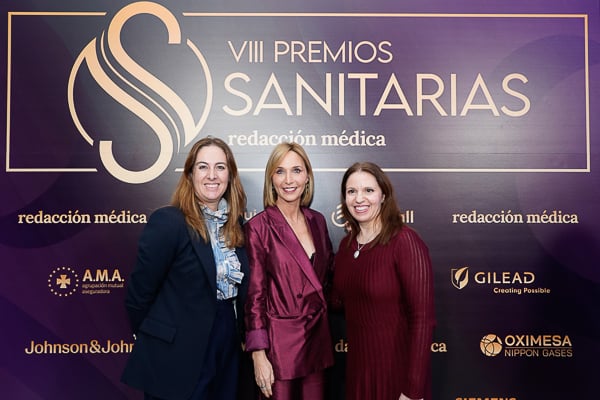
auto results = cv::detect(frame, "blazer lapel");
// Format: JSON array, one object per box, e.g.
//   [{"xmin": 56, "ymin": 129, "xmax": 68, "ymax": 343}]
[
  {"xmin": 302, "ymin": 209, "xmax": 327, "ymax": 303},
  {"xmin": 266, "ymin": 207, "xmax": 325, "ymax": 300},
  {"xmin": 187, "ymin": 226, "xmax": 218, "ymax": 296}
]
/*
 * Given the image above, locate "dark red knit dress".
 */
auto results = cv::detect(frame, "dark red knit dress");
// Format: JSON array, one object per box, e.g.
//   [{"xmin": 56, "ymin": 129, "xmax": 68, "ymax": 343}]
[{"xmin": 332, "ymin": 226, "xmax": 435, "ymax": 400}]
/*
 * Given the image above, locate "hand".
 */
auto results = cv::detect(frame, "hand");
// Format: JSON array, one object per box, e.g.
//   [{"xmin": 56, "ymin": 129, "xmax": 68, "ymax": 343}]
[
  {"xmin": 252, "ymin": 350, "xmax": 274, "ymax": 398},
  {"xmin": 399, "ymin": 394, "xmax": 423, "ymax": 400}
]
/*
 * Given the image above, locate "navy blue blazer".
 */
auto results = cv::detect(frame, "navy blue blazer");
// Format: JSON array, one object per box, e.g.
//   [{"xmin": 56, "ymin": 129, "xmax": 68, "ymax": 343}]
[{"xmin": 121, "ymin": 206, "xmax": 249, "ymax": 400}]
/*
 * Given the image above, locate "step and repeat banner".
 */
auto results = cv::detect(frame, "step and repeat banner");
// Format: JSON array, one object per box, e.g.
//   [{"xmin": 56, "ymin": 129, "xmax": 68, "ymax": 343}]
[{"xmin": 1, "ymin": 0, "xmax": 599, "ymax": 399}]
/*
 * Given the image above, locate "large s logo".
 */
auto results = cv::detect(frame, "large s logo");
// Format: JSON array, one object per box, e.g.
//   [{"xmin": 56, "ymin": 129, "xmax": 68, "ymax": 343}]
[{"xmin": 68, "ymin": 1, "xmax": 211, "ymax": 183}]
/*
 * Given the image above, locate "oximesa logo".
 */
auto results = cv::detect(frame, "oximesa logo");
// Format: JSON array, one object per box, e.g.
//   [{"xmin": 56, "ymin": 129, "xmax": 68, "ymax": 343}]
[
  {"xmin": 480, "ymin": 334, "xmax": 503, "ymax": 357},
  {"xmin": 480, "ymin": 333, "xmax": 573, "ymax": 358},
  {"xmin": 67, "ymin": 1, "xmax": 212, "ymax": 184}
]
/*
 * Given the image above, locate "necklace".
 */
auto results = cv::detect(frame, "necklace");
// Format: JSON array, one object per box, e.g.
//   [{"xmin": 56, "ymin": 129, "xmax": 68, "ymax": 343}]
[
  {"xmin": 353, "ymin": 232, "xmax": 377, "ymax": 259},
  {"xmin": 353, "ymin": 240, "xmax": 367, "ymax": 259},
  {"xmin": 352, "ymin": 227, "xmax": 379, "ymax": 259}
]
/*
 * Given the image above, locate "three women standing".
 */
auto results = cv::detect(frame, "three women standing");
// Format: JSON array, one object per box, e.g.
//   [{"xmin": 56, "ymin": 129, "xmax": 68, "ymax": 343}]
[{"xmin": 122, "ymin": 137, "xmax": 434, "ymax": 400}]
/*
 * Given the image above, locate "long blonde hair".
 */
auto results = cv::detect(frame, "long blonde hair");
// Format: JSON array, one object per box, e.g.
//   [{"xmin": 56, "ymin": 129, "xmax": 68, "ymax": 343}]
[{"xmin": 171, "ymin": 137, "xmax": 246, "ymax": 247}]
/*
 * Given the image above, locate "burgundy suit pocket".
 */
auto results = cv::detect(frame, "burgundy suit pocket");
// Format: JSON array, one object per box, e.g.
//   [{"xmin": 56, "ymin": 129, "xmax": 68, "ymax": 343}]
[{"xmin": 267, "ymin": 310, "xmax": 325, "ymax": 379}]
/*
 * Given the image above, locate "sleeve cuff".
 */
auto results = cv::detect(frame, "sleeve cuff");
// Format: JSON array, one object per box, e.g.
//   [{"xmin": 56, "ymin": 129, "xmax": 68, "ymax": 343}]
[{"xmin": 245, "ymin": 329, "xmax": 269, "ymax": 352}]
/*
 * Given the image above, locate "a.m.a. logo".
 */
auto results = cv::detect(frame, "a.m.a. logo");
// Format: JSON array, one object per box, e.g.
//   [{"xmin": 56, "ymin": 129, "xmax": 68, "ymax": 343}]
[
  {"xmin": 451, "ymin": 266, "xmax": 469, "ymax": 289},
  {"xmin": 82, "ymin": 268, "xmax": 124, "ymax": 283},
  {"xmin": 48, "ymin": 267, "xmax": 80, "ymax": 297}
]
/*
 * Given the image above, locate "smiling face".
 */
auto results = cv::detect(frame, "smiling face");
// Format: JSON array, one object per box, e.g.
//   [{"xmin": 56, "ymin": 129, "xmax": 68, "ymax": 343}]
[
  {"xmin": 191, "ymin": 145, "xmax": 229, "ymax": 210},
  {"xmin": 271, "ymin": 150, "xmax": 309, "ymax": 207},
  {"xmin": 344, "ymin": 170, "xmax": 385, "ymax": 228}
]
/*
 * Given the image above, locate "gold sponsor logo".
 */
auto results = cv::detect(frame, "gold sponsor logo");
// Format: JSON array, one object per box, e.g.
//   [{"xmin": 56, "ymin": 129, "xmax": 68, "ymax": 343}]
[
  {"xmin": 480, "ymin": 333, "xmax": 573, "ymax": 358},
  {"xmin": 480, "ymin": 334, "xmax": 503, "ymax": 356},
  {"xmin": 451, "ymin": 267, "xmax": 550, "ymax": 295},
  {"xmin": 331, "ymin": 204, "xmax": 414, "ymax": 228},
  {"xmin": 331, "ymin": 204, "xmax": 346, "ymax": 228},
  {"xmin": 81, "ymin": 268, "xmax": 125, "ymax": 295},
  {"xmin": 25, "ymin": 339, "xmax": 134, "ymax": 355},
  {"xmin": 48, "ymin": 267, "xmax": 80, "ymax": 297},
  {"xmin": 48, "ymin": 267, "xmax": 125, "ymax": 296},
  {"xmin": 451, "ymin": 266, "xmax": 469, "ymax": 289}
]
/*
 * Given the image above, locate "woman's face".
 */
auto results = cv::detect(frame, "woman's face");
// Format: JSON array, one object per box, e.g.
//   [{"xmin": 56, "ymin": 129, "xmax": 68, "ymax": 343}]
[
  {"xmin": 271, "ymin": 150, "xmax": 308, "ymax": 206},
  {"xmin": 191, "ymin": 145, "xmax": 229, "ymax": 211},
  {"xmin": 344, "ymin": 171, "xmax": 385, "ymax": 226}
]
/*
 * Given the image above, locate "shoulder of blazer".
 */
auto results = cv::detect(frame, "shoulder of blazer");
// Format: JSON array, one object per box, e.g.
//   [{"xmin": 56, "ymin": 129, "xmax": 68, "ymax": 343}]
[
  {"xmin": 244, "ymin": 209, "xmax": 271, "ymax": 231},
  {"xmin": 150, "ymin": 205, "xmax": 184, "ymax": 222},
  {"xmin": 145, "ymin": 206, "xmax": 183, "ymax": 226},
  {"xmin": 145, "ymin": 206, "xmax": 190, "ymax": 243},
  {"xmin": 263, "ymin": 206, "xmax": 290, "ymax": 227}
]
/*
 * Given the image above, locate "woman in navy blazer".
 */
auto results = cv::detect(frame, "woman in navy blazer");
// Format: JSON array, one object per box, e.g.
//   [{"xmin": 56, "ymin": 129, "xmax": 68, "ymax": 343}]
[
  {"xmin": 244, "ymin": 143, "xmax": 334, "ymax": 399},
  {"xmin": 121, "ymin": 137, "xmax": 249, "ymax": 400}
]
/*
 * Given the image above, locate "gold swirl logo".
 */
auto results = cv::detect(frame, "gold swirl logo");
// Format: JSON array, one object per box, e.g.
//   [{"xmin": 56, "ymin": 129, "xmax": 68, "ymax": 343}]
[
  {"xmin": 330, "ymin": 203, "xmax": 346, "ymax": 228},
  {"xmin": 67, "ymin": 1, "xmax": 212, "ymax": 183}
]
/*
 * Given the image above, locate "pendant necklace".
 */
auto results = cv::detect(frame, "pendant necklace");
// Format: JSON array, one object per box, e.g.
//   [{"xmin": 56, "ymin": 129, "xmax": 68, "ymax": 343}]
[
  {"xmin": 353, "ymin": 240, "xmax": 367, "ymax": 259},
  {"xmin": 354, "ymin": 233, "xmax": 375, "ymax": 259}
]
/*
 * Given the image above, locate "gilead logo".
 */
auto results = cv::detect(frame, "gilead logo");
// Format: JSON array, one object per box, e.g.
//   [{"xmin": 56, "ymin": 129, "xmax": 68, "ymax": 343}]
[
  {"xmin": 451, "ymin": 266, "xmax": 469, "ymax": 289},
  {"xmin": 451, "ymin": 267, "xmax": 546, "ymax": 294},
  {"xmin": 473, "ymin": 271, "xmax": 535, "ymax": 284},
  {"xmin": 68, "ymin": 1, "xmax": 211, "ymax": 184}
]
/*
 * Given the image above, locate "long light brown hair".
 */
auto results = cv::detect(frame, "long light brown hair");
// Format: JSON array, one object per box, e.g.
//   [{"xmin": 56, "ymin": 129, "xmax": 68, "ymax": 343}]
[
  {"xmin": 340, "ymin": 162, "xmax": 404, "ymax": 247},
  {"xmin": 263, "ymin": 142, "xmax": 315, "ymax": 208},
  {"xmin": 171, "ymin": 136, "xmax": 246, "ymax": 247}
]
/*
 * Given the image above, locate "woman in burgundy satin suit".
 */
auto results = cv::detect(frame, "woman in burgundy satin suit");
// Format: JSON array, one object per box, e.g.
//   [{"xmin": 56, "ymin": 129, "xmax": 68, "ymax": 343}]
[
  {"xmin": 332, "ymin": 162, "xmax": 436, "ymax": 400},
  {"xmin": 244, "ymin": 143, "xmax": 334, "ymax": 400}
]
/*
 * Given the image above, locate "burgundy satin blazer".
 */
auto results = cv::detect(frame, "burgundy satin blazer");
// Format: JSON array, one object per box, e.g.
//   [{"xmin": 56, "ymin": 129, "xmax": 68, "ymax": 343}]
[{"xmin": 244, "ymin": 206, "xmax": 334, "ymax": 380}]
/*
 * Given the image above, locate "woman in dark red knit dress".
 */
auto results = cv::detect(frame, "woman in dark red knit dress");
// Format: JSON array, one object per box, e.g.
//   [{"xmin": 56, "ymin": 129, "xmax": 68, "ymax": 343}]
[{"xmin": 331, "ymin": 162, "xmax": 435, "ymax": 400}]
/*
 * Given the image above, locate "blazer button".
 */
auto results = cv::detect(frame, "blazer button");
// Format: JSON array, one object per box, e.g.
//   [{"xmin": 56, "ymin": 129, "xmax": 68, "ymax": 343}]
[{"xmin": 296, "ymin": 293, "xmax": 303, "ymax": 298}]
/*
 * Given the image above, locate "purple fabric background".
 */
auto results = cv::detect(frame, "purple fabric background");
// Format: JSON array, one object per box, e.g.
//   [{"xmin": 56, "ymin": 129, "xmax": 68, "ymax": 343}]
[{"xmin": 1, "ymin": 1, "xmax": 598, "ymax": 399}]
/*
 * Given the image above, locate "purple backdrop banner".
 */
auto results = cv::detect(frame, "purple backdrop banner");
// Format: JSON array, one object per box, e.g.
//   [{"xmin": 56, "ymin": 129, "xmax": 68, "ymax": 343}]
[{"xmin": 1, "ymin": 0, "xmax": 598, "ymax": 399}]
